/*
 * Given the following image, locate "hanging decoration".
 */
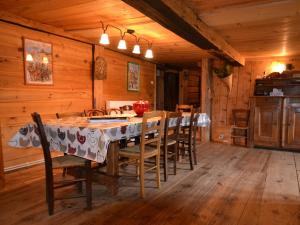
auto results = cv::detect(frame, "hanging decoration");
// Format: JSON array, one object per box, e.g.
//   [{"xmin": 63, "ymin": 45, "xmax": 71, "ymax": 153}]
[{"xmin": 213, "ymin": 62, "xmax": 233, "ymax": 92}]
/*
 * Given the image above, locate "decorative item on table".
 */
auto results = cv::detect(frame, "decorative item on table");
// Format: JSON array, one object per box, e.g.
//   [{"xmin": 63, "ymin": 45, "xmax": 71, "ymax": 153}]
[
  {"xmin": 270, "ymin": 88, "xmax": 284, "ymax": 96},
  {"xmin": 133, "ymin": 100, "xmax": 149, "ymax": 117}
]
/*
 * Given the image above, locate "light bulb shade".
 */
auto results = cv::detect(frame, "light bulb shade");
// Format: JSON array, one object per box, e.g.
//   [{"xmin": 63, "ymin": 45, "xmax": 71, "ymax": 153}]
[
  {"xmin": 26, "ymin": 53, "xmax": 33, "ymax": 62},
  {"xmin": 117, "ymin": 39, "xmax": 127, "ymax": 50},
  {"xmin": 42, "ymin": 56, "xmax": 49, "ymax": 64},
  {"xmin": 132, "ymin": 44, "xmax": 141, "ymax": 54},
  {"xmin": 99, "ymin": 33, "xmax": 110, "ymax": 45},
  {"xmin": 145, "ymin": 49, "xmax": 153, "ymax": 59}
]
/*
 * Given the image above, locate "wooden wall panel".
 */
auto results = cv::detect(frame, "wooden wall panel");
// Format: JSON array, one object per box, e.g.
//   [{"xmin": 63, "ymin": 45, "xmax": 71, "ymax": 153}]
[
  {"xmin": 179, "ymin": 69, "xmax": 201, "ymax": 107},
  {"xmin": 94, "ymin": 45, "xmax": 156, "ymax": 110},
  {"xmin": 211, "ymin": 56, "xmax": 300, "ymax": 143},
  {"xmin": 0, "ymin": 21, "xmax": 93, "ymax": 169}
]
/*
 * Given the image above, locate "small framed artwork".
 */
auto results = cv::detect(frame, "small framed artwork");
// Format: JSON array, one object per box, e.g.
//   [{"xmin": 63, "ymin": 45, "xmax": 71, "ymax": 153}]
[
  {"xmin": 127, "ymin": 62, "xmax": 140, "ymax": 91},
  {"xmin": 23, "ymin": 38, "xmax": 53, "ymax": 85}
]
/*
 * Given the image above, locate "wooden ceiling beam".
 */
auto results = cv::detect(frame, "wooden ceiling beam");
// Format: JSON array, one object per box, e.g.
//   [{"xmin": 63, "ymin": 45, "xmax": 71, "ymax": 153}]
[{"xmin": 122, "ymin": 0, "xmax": 245, "ymax": 66}]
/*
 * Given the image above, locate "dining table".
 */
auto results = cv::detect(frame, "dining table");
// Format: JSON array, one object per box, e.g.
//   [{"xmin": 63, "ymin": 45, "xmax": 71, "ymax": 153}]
[{"xmin": 9, "ymin": 113, "xmax": 210, "ymax": 176}]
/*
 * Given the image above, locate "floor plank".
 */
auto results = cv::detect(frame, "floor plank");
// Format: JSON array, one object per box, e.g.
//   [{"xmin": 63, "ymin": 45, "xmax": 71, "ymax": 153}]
[{"xmin": 0, "ymin": 143, "xmax": 300, "ymax": 225}]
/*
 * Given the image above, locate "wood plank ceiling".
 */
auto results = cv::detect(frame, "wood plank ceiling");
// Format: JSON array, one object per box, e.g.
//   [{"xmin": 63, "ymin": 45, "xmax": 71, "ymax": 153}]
[
  {"xmin": 0, "ymin": 0, "xmax": 210, "ymax": 64},
  {"xmin": 0, "ymin": 0, "xmax": 299, "ymax": 63},
  {"xmin": 186, "ymin": 0, "xmax": 300, "ymax": 58}
]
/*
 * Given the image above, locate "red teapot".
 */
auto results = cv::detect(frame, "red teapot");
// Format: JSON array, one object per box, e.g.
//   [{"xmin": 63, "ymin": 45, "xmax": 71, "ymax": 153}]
[{"xmin": 133, "ymin": 100, "xmax": 150, "ymax": 117}]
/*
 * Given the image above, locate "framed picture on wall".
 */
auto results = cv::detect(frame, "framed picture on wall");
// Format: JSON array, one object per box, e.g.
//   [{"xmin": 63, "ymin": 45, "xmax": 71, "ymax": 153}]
[
  {"xmin": 23, "ymin": 38, "xmax": 53, "ymax": 85},
  {"xmin": 127, "ymin": 62, "xmax": 140, "ymax": 91}
]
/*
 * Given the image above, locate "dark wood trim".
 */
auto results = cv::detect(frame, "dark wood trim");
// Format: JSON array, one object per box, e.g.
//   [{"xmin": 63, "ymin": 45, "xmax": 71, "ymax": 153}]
[
  {"xmin": 0, "ymin": 125, "xmax": 4, "ymax": 189},
  {"xmin": 122, "ymin": 0, "xmax": 245, "ymax": 66},
  {"xmin": 91, "ymin": 44, "xmax": 95, "ymax": 108}
]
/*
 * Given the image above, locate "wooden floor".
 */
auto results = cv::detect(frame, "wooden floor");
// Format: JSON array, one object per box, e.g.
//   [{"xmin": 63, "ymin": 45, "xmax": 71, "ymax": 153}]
[{"xmin": 1, "ymin": 143, "xmax": 300, "ymax": 225}]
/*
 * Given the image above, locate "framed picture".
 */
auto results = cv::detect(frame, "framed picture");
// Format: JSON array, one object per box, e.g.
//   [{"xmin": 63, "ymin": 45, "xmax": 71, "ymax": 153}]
[
  {"xmin": 23, "ymin": 38, "xmax": 53, "ymax": 85},
  {"xmin": 127, "ymin": 62, "xmax": 140, "ymax": 91}
]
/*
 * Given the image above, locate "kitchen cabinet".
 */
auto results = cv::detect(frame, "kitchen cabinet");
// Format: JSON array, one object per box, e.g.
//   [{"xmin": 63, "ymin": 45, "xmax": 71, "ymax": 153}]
[
  {"xmin": 250, "ymin": 96, "xmax": 300, "ymax": 151},
  {"xmin": 283, "ymin": 98, "xmax": 300, "ymax": 150},
  {"xmin": 252, "ymin": 97, "xmax": 283, "ymax": 148}
]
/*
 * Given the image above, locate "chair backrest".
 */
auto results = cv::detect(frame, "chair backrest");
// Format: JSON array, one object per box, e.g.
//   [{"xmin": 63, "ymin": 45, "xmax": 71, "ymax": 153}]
[
  {"xmin": 140, "ymin": 111, "xmax": 166, "ymax": 157},
  {"xmin": 119, "ymin": 105, "xmax": 134, "ymax": 114},
  {"xmin": 107, "ymin": 108, "xmax": 122, "ymax": 115},
  {"xmin": 190, "ymin": 112, "xmax": 200, "ymax": 140},
  {"xmin": 176, "ymin": 104, "xmax": 193, "ymax": 113},
  {"xmin": 232, "ymin": 109, "xmax": 250, "ymax": 127},
  {"xmin": 31, "ymin": 112, "xmax": 53, "ymax": 182},
  {"xmin": 84, "ymin": 109, "xmax": 106, "ymax": 117},
  {"xmin": 56, "ymin": 112, "xmax": 84, "ymax": 119},
  {"xmin": 164, "ymin": 112, "xmax": 182, "ymax": 146}
]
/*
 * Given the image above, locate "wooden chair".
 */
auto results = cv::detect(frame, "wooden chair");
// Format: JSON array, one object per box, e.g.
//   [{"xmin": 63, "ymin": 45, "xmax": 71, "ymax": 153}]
[
  {"xmin": 107, "ymin": 108, "xmax": 122, "ymax": 115},
  {"xmin": 32, "ymin": 112, "xmax": 92, "ymax": 215},
  {"xmin": 118, "ymin": 111, "xmax": 165, "ymax": 198},
  {"xmin": 231, "ymin": 109, "xmax": 250, "ymax": 146},
  {"xmin": 175, "ymin": 104, "xmax": 193, "ymax": 132},
  {"xmin": 161, "ymin": 111, "xmax": 182, "ymax": 181},
  {"xmin": 56, "ymin": 111, "xmax": 86, "ymax": 176},
  {"xmin": 177, "ymin": 110, "xmax": 199, "ymax": 170},
  {"xmin": 176, "ymin": 104, "xmax": 193, "ymax": 113},
  {"xmin": 56, "ymin": 112, "xmax": 84, "ymax": 119},
  {"xmin": 84, "ymin": 109, "xmax": 106, "ymax": 117}
]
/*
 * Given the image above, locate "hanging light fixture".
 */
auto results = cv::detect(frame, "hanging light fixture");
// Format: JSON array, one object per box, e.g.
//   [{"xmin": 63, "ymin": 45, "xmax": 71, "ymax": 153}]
[
  {"xmin": 117, "ymin": 31, "xmax": 127, "ymax": 50},
  {"xmin": 144, "ymin": 41, "xmax": 153, "ymax": 59},
  {"xmin": 132, "ymin": 44, "xmax": 141, "ymax": 54},
  {"xmin": 127, "ymin": 29, "xmax": 141, "ymax": 54},
  {"xmin": 145, "ymin": 48, "xmax": 153, "ymax": 59},
  {"xmin": 100, "ymin": 33, "xmax": 110, "ymax": 45},
  {"xmin": 99, "ymin": 21, "xmax": 110, "ymax": 45},
  {"xmin": 98, "ymin": 22, "xmax": 154, "ymax": 58}
]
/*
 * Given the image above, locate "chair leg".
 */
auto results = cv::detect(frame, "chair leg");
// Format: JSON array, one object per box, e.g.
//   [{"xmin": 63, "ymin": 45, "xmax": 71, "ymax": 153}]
[
  {"xmin": 188, "ymin": 143, "xmax": 194, "ymax": 170},
  {"xmin": 46, "ymin": 182, "xmax": 54, "ymax": 215},
  {"xmin": 62, "ymin": 168, "xmax": 67, "ymax": 177},
  {"xmin": 85, "ymin": 161, "xmax": 92, "ymax": 210},
  {"xmin": 156, "ymin": 154, "xmax": 160, "ymax": 188},
  {"xmin": 192, "ymin": 136, "xmax": 197, "ymax": 165},
  {"xmin": 139, "ymin": 160, "xmax": 145, "ymax": 198},
  {"xmin": 163, "ymin": 145, "xmax": 168, "ymax": 182},
  {"xmin": 136, "ymin": 159, "xmax": 140, "ymax": 180},
  {"xmin": 173, "ymin": 144, "xmax": 177, "ymax": 175}
]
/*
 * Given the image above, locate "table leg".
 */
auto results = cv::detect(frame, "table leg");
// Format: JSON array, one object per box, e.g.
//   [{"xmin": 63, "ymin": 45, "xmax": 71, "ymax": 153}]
[{"xmin": 106, "ymin": 141, "xmax": 120, "ymax": 176}]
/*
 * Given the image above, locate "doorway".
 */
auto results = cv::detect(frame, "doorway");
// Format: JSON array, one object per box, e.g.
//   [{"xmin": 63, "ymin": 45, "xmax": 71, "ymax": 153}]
[{"xmin": 164, "ymin": 70, "xmax": 179, "ymax": 111}]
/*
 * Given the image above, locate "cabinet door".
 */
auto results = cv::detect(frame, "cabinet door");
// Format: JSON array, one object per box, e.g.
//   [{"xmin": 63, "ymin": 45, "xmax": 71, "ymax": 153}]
[
  {"xmin": 284, "ymin": 102, "xmax": 300, "ymax": 150},
  {"xmin": 253, "ymin": 98, "xmax": 282, "ymax": 148}
]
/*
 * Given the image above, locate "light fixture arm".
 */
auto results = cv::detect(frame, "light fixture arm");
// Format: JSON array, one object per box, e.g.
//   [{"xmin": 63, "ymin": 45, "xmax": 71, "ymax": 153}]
[
  {"xmin": 138, "ymin": 37, "xmax": 152, "ymax": 48},
  {"xmin": 108, "ymin": 24, "xmax": 125, "ymax": 38},
  {"xmin": 100, "ymin": 21, "xmax": 108, "ymax": 32},
  {"xmin": 127, "ymin": 31, "xmax": 139, "ymax": 43}
]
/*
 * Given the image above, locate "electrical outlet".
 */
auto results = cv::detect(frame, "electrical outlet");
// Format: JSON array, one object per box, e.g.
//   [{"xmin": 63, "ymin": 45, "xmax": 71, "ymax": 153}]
[{"xmin": 219, "ymin": 134, "xmax": 224, "ymax": 140}]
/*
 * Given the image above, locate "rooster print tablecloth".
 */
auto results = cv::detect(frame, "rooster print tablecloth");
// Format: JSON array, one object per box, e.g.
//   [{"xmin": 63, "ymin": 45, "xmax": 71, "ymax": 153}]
[{"xmin": 8, "ymin": 113, "xmax": 210, "ymax": 163}]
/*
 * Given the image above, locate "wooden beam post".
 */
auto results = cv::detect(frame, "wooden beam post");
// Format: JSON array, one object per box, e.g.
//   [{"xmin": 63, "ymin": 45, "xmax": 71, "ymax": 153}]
[
  {"xmin": 201, "ymin": 58, "xmax": 212, "ymax": 142},
  {"xmin": 93, "ymin": 45, "xmax": 105, "ymax": 109},
  {"xmin": 0, "ymin": 122, "xmax": 5, "ymax": 189},
  {"xmin": 122, "ymin": 0, "xmax": 245, "ymax": 66}
]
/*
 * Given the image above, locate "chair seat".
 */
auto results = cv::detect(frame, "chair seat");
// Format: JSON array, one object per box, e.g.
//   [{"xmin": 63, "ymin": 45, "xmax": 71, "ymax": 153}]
[
  {"xmin": 119, "ymin": 145, "xmax": 159, "ymax": 158},
  {"xmin": 231, "ymin": 125, "xmax": 249, "ymax": 129},
  {"xmin": 177, "ymin": 133, "xmax": 189, "ymax": 141},
  {"xmin": 52, "ymin": 155, "xmax": 87, "ymax": 169},
  {"xmin": 148, "ymin": 139, "xmax": 177, "ymax": 147}
]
